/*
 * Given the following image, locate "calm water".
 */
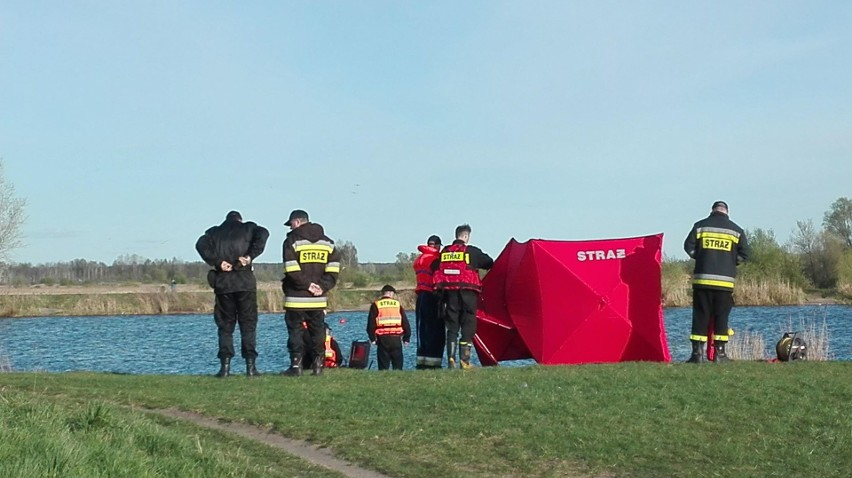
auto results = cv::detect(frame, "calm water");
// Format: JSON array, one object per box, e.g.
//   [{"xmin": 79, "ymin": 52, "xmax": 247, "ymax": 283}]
[{"xmin": 0, "ymin": 306, "xmax": 850, "ymax": 374}]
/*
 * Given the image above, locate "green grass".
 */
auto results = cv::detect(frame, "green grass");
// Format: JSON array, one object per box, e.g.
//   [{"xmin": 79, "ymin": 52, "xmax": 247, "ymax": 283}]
[
  {"xmin": 2, "ymin": 362, "xmax": 850, "ymax": 477},
  {"xmin": 0, "ymin": 388, "xmax": 342, "ymax": 477}
]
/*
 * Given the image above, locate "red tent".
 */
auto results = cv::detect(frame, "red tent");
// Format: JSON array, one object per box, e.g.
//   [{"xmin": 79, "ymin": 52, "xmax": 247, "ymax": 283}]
[{"xmin": 474, "ymin": 234, "xmax": 671, "ymax": 365}]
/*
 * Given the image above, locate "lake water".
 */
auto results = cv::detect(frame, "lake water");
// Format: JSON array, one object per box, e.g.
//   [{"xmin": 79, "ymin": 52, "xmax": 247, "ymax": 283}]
[{"xmin": 0, "ymin": 305, "xmax": 850, "ymax": 374}]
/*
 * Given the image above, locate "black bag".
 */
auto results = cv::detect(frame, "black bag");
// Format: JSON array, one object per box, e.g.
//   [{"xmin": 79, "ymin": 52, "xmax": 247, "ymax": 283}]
[{"xmin": 347, "ymin": 340, "xmax": 371, "ymax": 369}]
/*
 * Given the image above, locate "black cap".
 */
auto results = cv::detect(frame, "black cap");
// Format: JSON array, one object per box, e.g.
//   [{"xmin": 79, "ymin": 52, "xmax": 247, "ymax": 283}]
[
  {"xmin": 226, "ymin": 210, "xmax": 242, "ymax": 221},
  {"xmin": 712, "ymin": 201, "xmax": 729, "ymax": 210},
  {"xmin": 381, "ymin": 284, "xmax": 396, "ymax": 293},
  {"xmin": 284, "ymin": 209, "xmax": 309, "ymax": 226},
  {"xmin": 427, "ymin": 235, "xmax": 441, "ymax": 246}
]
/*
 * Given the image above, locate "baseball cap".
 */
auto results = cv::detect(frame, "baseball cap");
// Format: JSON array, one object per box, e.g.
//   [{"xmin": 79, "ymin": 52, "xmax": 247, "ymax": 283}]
[
  {"xmin": 427, "ymin": 235, "xmax": 442, "ymax": 246},
  {"xmin": 284, "ymin": 209, "xmax": 309, "ymax": 226},
  {"xmin": 712, "ymin": 201, "xmax": 729, "ymax": 210},
  {"xmin": 381, "ymin": 284, "xmax": 396, "ymax": 293},
  {"xmin": 226, "ymin": 210, "xmax": 242, "ymax": 221}
]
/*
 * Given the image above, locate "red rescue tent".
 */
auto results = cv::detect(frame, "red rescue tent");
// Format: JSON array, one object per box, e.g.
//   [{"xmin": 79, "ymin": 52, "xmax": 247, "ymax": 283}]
[{"xmin": 474, "ymin": 234, "xmax": 671, "ymax": 365}]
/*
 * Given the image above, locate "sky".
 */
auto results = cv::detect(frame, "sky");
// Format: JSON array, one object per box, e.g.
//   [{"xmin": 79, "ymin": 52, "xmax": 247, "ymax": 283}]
[{"xmin": 1, "ymin": 1, "xmax": 851, "ymax": 266}]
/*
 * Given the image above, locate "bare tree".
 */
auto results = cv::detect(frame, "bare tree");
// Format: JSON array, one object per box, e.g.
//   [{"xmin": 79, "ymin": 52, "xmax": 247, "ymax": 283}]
[
  {"xmin": 823, "ymin": 197, "xmax": 852, "ymax": 248},
  {"xmin": 0, "ymin": 159, "xmax": 26, "ymax": 262},
  {"xmin": 790, "ymin": 219, "xmax": 842, "ymax": 288}
]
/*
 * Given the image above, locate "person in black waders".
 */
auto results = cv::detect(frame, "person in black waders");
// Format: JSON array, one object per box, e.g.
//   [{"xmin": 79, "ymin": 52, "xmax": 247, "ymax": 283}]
[
  {"xmin": 412, "ymin": 234, "xmax": 444, "ymax": 369},
  {"xmin": 432, "ymin": 224, "xmax": 494, "ymax": 369},
  {"xmin": 683, "ymin": 201, "xmax": 750, "ymax": 363},
  {"xmin": 367, "ymin": 285, "xmax": 411, "ymax": 370},
  {"xmin": 196, "ymin": 210, "xmax": 270, "ymax": 377},
  {"xmin": 280, "ymin": 209, "xmax": 341, "ymax": 377}
]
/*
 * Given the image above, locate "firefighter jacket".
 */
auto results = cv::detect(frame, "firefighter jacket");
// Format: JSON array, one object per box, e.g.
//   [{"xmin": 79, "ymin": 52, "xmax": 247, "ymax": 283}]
[
  {"xmin": 683, "ymin": 211, "xmax": 750, "ymax": 291},
  {"xmin": 432, "ymin": 240, "xmax": 494, "ymax": 292},
  {"xmin": 281, "ymin": 222, "xmax": 341, "ymax": 309},
  {"xmin": 413, "ymin": 244, "xmax": 440, "ymax": 293},
  {"xmin": 366, "ymin": 297, "xmax": 411, "ymax": 342},
  {"xmin": 196, "ymin": 218, "xmax": 269, "ymax": 295}
]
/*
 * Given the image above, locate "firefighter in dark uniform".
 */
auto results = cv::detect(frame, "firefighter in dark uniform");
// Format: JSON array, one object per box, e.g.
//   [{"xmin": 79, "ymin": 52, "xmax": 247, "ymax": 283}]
[
  {"xmin": 367, "ymin": 285, "xmax": 412, "ymax": 370},
  {"xmin": 413, "ymin": 234, "xmax": 444, "ymax": 369},
  {"xmin": 280, "ymin": 209, "xmax": 341, "ymax": 376},
  {"xmin": 432, "ymin": 224, "xmax": 494, "ymax": 369},
  {"xmin": 683, "ymin": 201, "xmax": 750, "ymax": 363},
  {"xmin": 196, "ymin": 210, "xmax": 269, "ymax": 377}
]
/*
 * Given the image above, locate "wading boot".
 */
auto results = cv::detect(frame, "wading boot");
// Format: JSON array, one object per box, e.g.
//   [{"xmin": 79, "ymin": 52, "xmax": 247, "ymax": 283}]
[
  {"xmin": 246, "ymin": 358, "xmax": 261, "ymax": 377},
  {"xmin": 713, "ymin": 342, "xmax": 731, "ymax": 363},
  {"xmin": 215, "ymin": 357, "xmax": 230, "ymax": 378},
  {"xmin": 459, "ymin": 343, "xmax": 474, "ymax": 370},
  {"xmin": 685, "ymin": 340, "xmax": 705, "ymax": 364},
  {"xmin": 311, "ymin": 356, "xmax": 324, "ymax": 376},
  {"xmin": 281, "ymin": 356, "xmax": 302, "ymax": 377},
  {"xmin": 446, "ymin": 341, "xmax": 458, "ymax": 369}
]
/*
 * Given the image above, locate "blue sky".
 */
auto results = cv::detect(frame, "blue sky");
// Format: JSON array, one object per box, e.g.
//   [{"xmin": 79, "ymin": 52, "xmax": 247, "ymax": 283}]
[{"xmin": 2, "ymin": 1, "xmax": 851, "ymax": 265}]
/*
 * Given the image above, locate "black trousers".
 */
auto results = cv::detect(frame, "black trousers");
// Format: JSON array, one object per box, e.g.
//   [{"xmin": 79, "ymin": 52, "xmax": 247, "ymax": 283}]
[
  {"xmin": 691, "ymin": 288, "xmax": 734, "ymax": 340},
  {"xmin": 415, "ymin": 291, "xmax": 445, "ymax": 368},
  {"xmin": 442, "ymin": 289, "xmax": 480, "ymax": 345},
  {"xmin": 214, "ymin": 290, "xmax": 258, "ymax": 360},
  {"xmin": 285, "ymin": 309, "xmax": 325, "ymax": 361},
  {"xmin": 376, "ymin": 335, "xmax": 404, "ymax": 370}
]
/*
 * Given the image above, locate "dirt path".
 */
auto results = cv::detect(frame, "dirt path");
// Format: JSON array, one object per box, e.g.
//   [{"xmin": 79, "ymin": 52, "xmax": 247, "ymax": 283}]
[{"xmin": 150, "ymin": 408, "xmax": 393, "ymax": 478}]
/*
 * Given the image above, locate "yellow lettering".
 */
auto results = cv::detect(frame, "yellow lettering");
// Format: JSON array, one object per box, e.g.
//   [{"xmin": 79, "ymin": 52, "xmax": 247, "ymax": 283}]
[
  {"xmin": 442, "ymin": 251, "xmax": 465, "ymax": 262},
  {"xmin": 702, "ymin": 238, "xmax": 732, "ymax": 252},
  {"xmin": 299, "ymin": 250, "xmax": 329, "ymax": 263}
]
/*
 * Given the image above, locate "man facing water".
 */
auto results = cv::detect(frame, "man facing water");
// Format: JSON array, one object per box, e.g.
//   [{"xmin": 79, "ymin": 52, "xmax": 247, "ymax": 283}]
[
  {"xmin": 196, "ymin": 210, "xmax": 269, "ymax": 377},
  {"xmin": 683, "ymin": 201, "xmax": 750, "ymax": 363}
]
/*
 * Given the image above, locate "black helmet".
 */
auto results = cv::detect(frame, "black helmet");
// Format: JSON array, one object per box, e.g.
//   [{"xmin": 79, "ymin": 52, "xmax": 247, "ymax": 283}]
[{"xmin": 776, "ymin": 333, "xmax": 807, "ymax": 361}]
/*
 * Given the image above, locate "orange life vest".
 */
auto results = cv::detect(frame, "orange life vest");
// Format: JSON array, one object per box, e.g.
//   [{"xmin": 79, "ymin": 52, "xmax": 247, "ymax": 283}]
[
  {"xmin": 433, "ymin": 243, "xmax": 482, "ymax": 292},
  {"xmin": 413, "ymin": 245, "xmax": 440, "ymax": 292},
  {"xmin": 374, "ymin": 298, "xmax": 404, "ymax": 336},
  {"xmin": 324, "ymin": 332, "xmax": 338, "ymax": 368}
]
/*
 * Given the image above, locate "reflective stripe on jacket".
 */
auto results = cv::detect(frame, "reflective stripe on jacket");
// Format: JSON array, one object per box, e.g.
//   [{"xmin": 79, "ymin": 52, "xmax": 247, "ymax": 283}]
[
  {"xmin": 684, "ymin": 212, "xmax": 749, "ymax": 291},
  {"xmin": 374, "ymin": 298, "xmax": 404, "ymax": 336}
]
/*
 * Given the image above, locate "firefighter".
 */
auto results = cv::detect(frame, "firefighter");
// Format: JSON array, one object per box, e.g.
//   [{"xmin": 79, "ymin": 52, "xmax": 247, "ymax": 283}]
[
  {"xmin": 195, "ymin": 210, "xmax": 269, "ymax": 377},
  {"xmin": 413, "ymin": 234, "xmax": 444, "ymax": 369},
  {"xmin": 304, "ymin": 321, "xmax": 343, "ymax": 368},
  {"xmin": 367, "ymin": 285, "xmax": 412, "ymax": 370},
  {"xmin": 433, "ymin": 224, "xmax": 493, "ymax": 369},
  {"xmin": 683, "ymin": 201, "xmax": 750, "ymax": 363},
  {"xmin": 280, "ymin": 209, "xmax": 341, "ymax": 376}
]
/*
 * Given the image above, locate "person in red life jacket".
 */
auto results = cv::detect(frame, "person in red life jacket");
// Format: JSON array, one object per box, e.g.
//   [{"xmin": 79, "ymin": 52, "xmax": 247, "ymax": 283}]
[
  {"xmin": 280, "ymin": 209, "xmax": 341, "ymax": 377},
  {"xmin": 683, "ymin": 201, "xmax": 750, "ymax": 363},
  {"xmin": 413, "ymin": 234, "xmax": 444, "ymax": 369},
  {"xmin": 196, "ymin": 210, "xmax": 269, "ymax": 378},
  {"xmin": 303, "ymin": 321, "xmax": 343, "ymax": 368},
  {"xmin": 366, "ymin": 285, "xmax": 412, "ymax": 370},
  {"xmin": 432, "ymin": 224, "xmax": 493, "ymax": 369}
]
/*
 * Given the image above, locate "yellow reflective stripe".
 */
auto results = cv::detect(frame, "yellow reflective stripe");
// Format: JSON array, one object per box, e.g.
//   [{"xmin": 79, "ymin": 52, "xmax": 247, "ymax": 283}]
[
  {"xmin": 284, "ymin": 261, "xmax": 301, "ymax": 272},
  {"xmin": 713, "ymin": 335, "xmax": 729, "ymax": 342},
  {"xmin": 696, "ymin": 231, "xmax": 740, "ymax": 244},
  {"xmin": 295, "ymin": 244, "xmax": 334, "ymax": 252},
  {"xmin": 325, "ymin": 265, "xmax": 340, "ymax": 273},
  {"xmin": 690, "ymin": 335, "xmax": 708, "ymax": 342},
  {"xmin": 693, "ymin": 279, "xmax": 734, "ymax": 289},
  {"xmin": 284, "ymin": 299, "xmax": 328, "ymax": 308}
]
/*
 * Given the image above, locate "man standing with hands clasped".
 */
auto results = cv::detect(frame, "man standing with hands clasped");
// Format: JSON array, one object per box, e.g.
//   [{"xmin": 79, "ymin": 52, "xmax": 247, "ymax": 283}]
[
  {"xmin": 196, "ymin": 210, "xmax": 269, "ymax": 378},
  {"xmin": 280, "ymin": 209, "xmax": 341, "ymax": 377}
]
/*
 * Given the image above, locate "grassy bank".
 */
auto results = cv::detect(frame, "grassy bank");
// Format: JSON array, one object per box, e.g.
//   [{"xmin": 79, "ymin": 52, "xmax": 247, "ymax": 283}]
[
  {"xmin": 0, "ymin": 285, "xmax": 416, "ymax": 318},
  {"xmin": 1, "ymin": 362, "xmax": 850, "ymax": 477}
]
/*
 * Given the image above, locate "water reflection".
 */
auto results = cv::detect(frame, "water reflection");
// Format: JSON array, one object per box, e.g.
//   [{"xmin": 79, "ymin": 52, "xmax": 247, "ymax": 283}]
[{"xmin": 0, "ymin": 305, "xmax": 849, "ymax": 374}]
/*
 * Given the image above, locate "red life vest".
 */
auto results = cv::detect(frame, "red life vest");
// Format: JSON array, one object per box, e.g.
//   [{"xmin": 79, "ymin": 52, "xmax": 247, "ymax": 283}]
[
  {"xmin": 374, "ymin": 298, "xmax": 404, "ymax": 336},
  {"xmin": 413, "ymin": 245, "xmax": 440, "ymax": 293},
  {"xmin": 324, "ymin": 332, "xmax": 338, "ymax": 368},
  {"xmin": 433, "ymin": 243, "xmax": 482, "ymax": 292}
]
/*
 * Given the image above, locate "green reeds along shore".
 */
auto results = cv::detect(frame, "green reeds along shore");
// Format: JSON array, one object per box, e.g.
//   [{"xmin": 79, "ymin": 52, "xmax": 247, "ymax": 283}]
[{"xmin": 1, "ymin": 363, "xmax": 850, "ymax": 477}]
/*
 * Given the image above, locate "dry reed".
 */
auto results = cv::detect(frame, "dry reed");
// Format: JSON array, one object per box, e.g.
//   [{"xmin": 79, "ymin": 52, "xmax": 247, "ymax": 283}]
[
  {"xmin": 782, "ymin": 311, "xmax": 831, "ymax": 361},
  {"xmin": 734, "ymin": 280, "xmax": 805, "ymax": 305},
  {"xmin": 0, "ymin": 347, "xmax": 11, "ymax": 372},
  {"xmin": 728, "ymin": 329, "xmax": 767, "ymax": 361}
]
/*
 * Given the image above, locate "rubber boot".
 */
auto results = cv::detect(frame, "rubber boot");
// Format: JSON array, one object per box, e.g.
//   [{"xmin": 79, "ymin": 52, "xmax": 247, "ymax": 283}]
[
  {"xmin": 446, "ymin": 341, "xmax": 458, "ymax": 369},
  {"xmin": 246, "ymin": 358, "xmax": 260, "ymax": 377},
  {"xmin": 459, "ymin": 343, "xmax": 474, "ymax": 370},
  {"xmin": 714, "ymin": 342, "xmax": 731, "ymax": 363},
  {"xmin": 311, "ymin": 356, "xmax": 323, "ymax": 376},
  {"xmin": 685, "ymin": 340, "xmax": 705, "ymax": 364},
  {"xmin": 281, "ymin": 356, "xmax": 302, "ymax": 377},
  {"xmin": 215, "ymin": 357, "xmax": 230, "ymax": 378}
]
